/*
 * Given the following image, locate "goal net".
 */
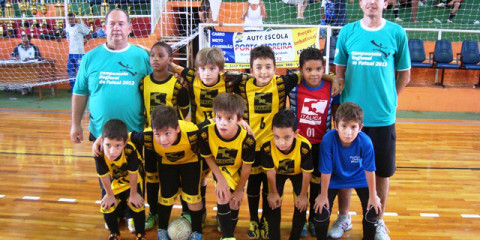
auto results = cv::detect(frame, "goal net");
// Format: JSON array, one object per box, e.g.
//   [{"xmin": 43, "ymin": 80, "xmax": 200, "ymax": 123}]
[{"xmin": 0, "ymin": 0, "xmax": 479, "ymax": 91}]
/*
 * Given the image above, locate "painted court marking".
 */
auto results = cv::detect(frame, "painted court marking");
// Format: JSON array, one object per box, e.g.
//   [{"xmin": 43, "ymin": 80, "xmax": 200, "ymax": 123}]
[
  {"xmin": 0, "ymin": 195, "xmax": 5, "ymax": 198},
  {"xmin": 58, "ymin": 198, "xmax": 76, "ymax": 203},
  {"xmin": 22, "ymin": 196, "xmax": 40, "ymax": 200},
  {"xmin": 461, "ymin": 214, "xmax": 480, "ymax": 219},
  {"xmin": 420, "ymin": 213, "xmax": 439, "ymax": 217}
]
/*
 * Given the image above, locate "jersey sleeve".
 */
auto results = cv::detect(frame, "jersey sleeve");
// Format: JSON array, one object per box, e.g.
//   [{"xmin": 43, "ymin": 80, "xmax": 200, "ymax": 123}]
[
  {"xmin": 95, "ymin": 154, "xmax": 110, "ymax": 177},
  {"xmin": 334, "ymin": 26, "xmax": 348, "ymax": 66},
  {"xmin": 282, "ymin": 72, "xmax": 302, "ymax": 94},
  {"xmin": 33, "ymin": 45, "xmax": 42, "ymax": 59},
  {"xmin": 10, "ymin": 45, "xmax": 19, "ymax": 57},
  {"xmin": 81, "ymin": 23, "xmax": 91, "ymax": 35},
  {"xmin": 177, "ymin": 85, "xmax": 190, "ymax": 109},
  {"xmin": 300, "ymin": 141, "xmax": 314, "ymax": 172},
  {"xmin": 319, "ymin": 134, "xmax": 334, "ymax": 174},
  {"xmin": 241, "ymin": 134, "xmax": 256, "ymax": 164},
  {"xmin": 395, "ymin": 27, "xmax": 411, "ymax": 71},
  {"xmin": 128, "ymin": 131, "xmax": 145, "ymax": 149},
  {"xmin": 261, "ymin": 142, "xmax": 275, "ymax": 170},
  {"xmin": 199, "ymin": 127, "xmax": 213, "ymax": 158},
  {"xmin": 181, "ymin": 67, "xmax": 196, "ymax": 86},
  {"xmin": 124, "ymin": 143, "xmax": 140, "ymax": 173}
]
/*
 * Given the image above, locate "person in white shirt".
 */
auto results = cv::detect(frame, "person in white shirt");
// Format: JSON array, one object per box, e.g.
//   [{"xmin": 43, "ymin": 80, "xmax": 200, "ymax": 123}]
[
  {"xmin": 64, "ymin": 13, "xmax": 91, "ymax": 90},
  {"xmin": 10, "ymin": 34, "xmax": 42, "ymax": 61},
  {"xmin": 241, "ymin": 0, "xmax": 267, "ymax": 31}
]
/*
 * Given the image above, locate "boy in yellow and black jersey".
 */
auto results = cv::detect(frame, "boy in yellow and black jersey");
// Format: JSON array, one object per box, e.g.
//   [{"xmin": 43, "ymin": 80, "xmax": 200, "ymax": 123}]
[
  {"xmin": 139, "ymin": 42, "xmax": 189, "ymax": 229},
  {"xmin": 140, "ymin": 42, "xmax": 189, "ymax": 128},
  {"xmin": 94, "ymin": 119, "xmax": 146, "ymax": 240},
  {"xmin": 128, "ymin": 106, "xmax": 205, "ymax": 240},
  {"xmin": 235, "ymin": 45, "xmax": 304, "ymax": 239},
  {"xmin": 170, "ymin": 47, "xmax": 248, "ymax": 124},
  {"xmin": 261, "ymin": 110, "xmax": 313, "ymax": 240},
  {"xmin": 198, "ymin": 93, "xmax": 255, "ymax": 240}
]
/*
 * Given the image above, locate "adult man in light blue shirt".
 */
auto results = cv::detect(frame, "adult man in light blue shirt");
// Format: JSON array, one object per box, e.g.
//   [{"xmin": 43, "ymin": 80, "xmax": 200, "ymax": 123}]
[
  {"xmin": 330, "ymin": 0, "xmax": 411, "ymax": 239},
  {"xmin": 70, "ymin": 8, "xmax": 151, "ymax": 142}
]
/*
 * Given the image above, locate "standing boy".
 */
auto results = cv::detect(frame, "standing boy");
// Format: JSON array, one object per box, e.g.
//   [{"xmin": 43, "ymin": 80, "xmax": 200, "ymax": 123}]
[
  {"xmin": 95, "ymin": 119, "xmax": 146, "ymax": 240},
  {"xmin": 199, "ymin": 93, "xmax": 256, "ymax": 240},
  {"xmin": 262, "ymin": 110, "xmax": 313, "ymax": 240},
  {"xmin": 140, "ymin": 42, "xmax": 190, "ymax": 230},
  {"xmin": 288, "ymin": 48, "xmax": 338, "ymax": 236},
  {"xmin": 313, "ymin": 102, "xmax": 381, "ymax": 240}
]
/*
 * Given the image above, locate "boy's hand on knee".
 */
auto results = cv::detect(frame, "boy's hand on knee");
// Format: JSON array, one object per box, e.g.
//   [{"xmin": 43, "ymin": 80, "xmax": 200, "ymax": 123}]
[
  {"xmin": 101, "ymin": 193, "xmax": 117, "ymax": 210},
  {"xmin": 230, "ymin": 189, "xmax": 244, "ymax": 209},
  {"xmin": 313, "ymin": 194, "xmax": 329, "ymax": 213},
  {"xmin": 129, "ymin": 192, "xmax": 144, "ymax": 209},
  {"xmin": 295, "ymin": 195, "xmax": 308, "ymax": 212},
  {"xmin": 267, "ymin": 192, "xmax": 281, "ymax": 209},
  {"xmin": 215, "ymin": 179, "xmax": 230, "ymax": 202},
  {"xmin": 368, "ymin": 195, "xmax": 382, "ymax": 214}
]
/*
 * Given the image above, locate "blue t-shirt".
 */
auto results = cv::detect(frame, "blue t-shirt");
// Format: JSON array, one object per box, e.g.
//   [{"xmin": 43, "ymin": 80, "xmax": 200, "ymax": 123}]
[
  {"xmin": 73, "ymin": 43, "xmax": 152, "ymax": 138},
  {"xmin": 334, "ymin": 19, "xmax": 411, "ymax": 127},
  {"xmin": 319, "ymin": 129, "xmax": 376, "ymax": 189}
]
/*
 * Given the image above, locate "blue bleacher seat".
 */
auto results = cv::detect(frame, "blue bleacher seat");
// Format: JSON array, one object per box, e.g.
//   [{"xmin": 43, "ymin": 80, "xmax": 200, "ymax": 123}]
[
  {"xmin": 408, "ymin": 39, "xmax": 431, "ymax": 68},
  {"xmin": 458, "ymin": 40, "xmax": 480, "ymax": 88},
  {"xmin": 431, "ymin": 39, "xmax": 459, "ymax": 87}
]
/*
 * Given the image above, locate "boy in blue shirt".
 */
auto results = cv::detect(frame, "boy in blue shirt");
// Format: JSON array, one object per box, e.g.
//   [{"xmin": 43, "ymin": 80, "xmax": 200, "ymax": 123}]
[{"xmin": 312, "ymin": 102, "xmax": 381, "ymax": 240}]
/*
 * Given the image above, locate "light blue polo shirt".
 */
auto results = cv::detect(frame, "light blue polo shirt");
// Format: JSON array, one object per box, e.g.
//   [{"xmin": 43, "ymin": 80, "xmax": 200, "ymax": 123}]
[
  {"xmin": 334, "ymin": 19, "xmax": 411, "ymax": 127},
  {"xmin": 73, "ymin": 43, "xmax": 152, "ymax": 138}
]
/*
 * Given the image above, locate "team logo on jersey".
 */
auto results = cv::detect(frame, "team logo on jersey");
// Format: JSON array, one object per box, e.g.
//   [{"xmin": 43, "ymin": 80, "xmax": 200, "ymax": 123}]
[
  {"xmin": 118, "ymin": 62, "xmax": 138, "ymax": 76},
  {"xmin": 301, "ymin": 146, "xmax": 309, "ymax": 155},
  {"xmin": 216, "ymin": 147, "xmax": 238, "ymax": 166},
  {"xmin": 111, "ymin": 162, "xmax": 129, "ymax": 180},
  {"xmin": 254, "ymin": 92, "xmax": 272, "ymax": 113},
  {"xmin": 370, "ymin": 40, "xmax": 391, "ymax": 58},
  {"xmin": 277, "ymin": 158, "xmax": 294, "ymax": 174},
  {"xmin": 165, "ymin": 151, "xmax": 185, "ymax": 162},
  {"xmin": 200, "ymin": 89, "xmax": 218, "ymax": 108},
  {"xmin": 300, "ymin": 98, "xmax": 327, "ymax": 125},
  {"xmin": 150, "ymin": 93, "xmax": 167, "ymax": 114}
]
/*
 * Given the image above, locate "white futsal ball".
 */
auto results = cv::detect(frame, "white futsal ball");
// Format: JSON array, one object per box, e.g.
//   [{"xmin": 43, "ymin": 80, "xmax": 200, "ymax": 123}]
[{"xmin": 167, "ymin": 217, "xmax": 192, "ymax": 240}]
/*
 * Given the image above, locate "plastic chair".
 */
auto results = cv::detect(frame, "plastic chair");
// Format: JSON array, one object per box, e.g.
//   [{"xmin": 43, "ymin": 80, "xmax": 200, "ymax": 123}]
[{"xmin": 408, "ymin": 39, "xmax": 431, "ymax": 68}]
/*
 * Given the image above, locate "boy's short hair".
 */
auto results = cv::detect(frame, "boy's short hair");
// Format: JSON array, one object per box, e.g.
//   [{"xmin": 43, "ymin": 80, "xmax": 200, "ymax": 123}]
[
  {"xmin": 250, "ymin": 45, "xmax": 276, "ymax": 67},
  {"xmin": 212, "ymin": 93, "xmax": 245, "ymax": 119},
  {"xmin": 335, "ymin": 102, "xmax": 364, "ymax": 125},
  {"xmin": 272, "ymin": 109, "xmax": 298, "ymax": 131},
  {"xmin": 67, "ymin": 12, "xmax": 75, "ymax": 18},
  {"xmin": 299, "ymin": 48, "xmax": 325, "ymax": 68},
  {"xmin": 195, "ymin": 47, "xmax": 225, "ymax": 70},
  {"xmin": 151, "ymin": 105, "xmax": 179, "ymax": 130},
  {"xmin": 151, "ymin": 41, "xmax": 173, "ymax": 57},
  {"xmin": 102, "ymin": 119, "xmax": 128, "ymax": 141}
]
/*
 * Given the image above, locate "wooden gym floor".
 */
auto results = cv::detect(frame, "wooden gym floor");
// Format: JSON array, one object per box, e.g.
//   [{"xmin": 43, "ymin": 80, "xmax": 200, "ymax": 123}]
[{"xmin": 0, "ymin": 109, "xmax": 479, "ymax": 240}]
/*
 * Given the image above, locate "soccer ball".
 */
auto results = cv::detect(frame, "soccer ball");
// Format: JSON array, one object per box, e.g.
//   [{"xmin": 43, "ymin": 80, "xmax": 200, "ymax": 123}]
[{"xmin": 167, "ymin": 217, "xmax": 192, "ymax": 240}]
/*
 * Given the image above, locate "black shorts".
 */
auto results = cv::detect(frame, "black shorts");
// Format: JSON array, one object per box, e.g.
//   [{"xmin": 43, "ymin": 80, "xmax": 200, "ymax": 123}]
[
  {"xmin": 158, "ymin": 161, "xmax": 202, "ymax": 205},
  {"xmin": 275, "ymin": 174, "xmax": 303, "ymax": 198},
  {"xmin": 362, "ymin": 124, "xmax": 396, "ymax": 178}
]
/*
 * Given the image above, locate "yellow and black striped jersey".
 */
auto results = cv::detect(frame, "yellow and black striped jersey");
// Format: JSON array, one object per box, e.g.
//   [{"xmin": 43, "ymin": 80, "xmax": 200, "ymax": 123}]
[
  {"xmin": 181, "ymin": 68, "xmax": 234, "ymax": 124},
  {"xmin": 198, "ymin": 123, "xmax": 255, "ymax": 189},
  {"xmin": 139, "ymin": 74, "xmax": 189, "ymax": 127},
  {"xmin": 237, "ymin": 73, "xmax": 301, "ymax": 151},
  {"xmin": 130, "ymin": 120, "xmax": 199, "ymax": 165},
  {"xmin": 95, "ymin": 142, "xmax": 143, "ymax": 195},
  {"xmin": 261, "ymin": 134, "xmax": 313, "ymax": 175}
]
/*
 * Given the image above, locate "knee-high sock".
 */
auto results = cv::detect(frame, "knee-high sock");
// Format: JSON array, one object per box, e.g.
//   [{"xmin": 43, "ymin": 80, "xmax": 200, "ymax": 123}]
[{"xmin": 217, "ymin": 203, "xmax": 234, "ymax": 238}]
